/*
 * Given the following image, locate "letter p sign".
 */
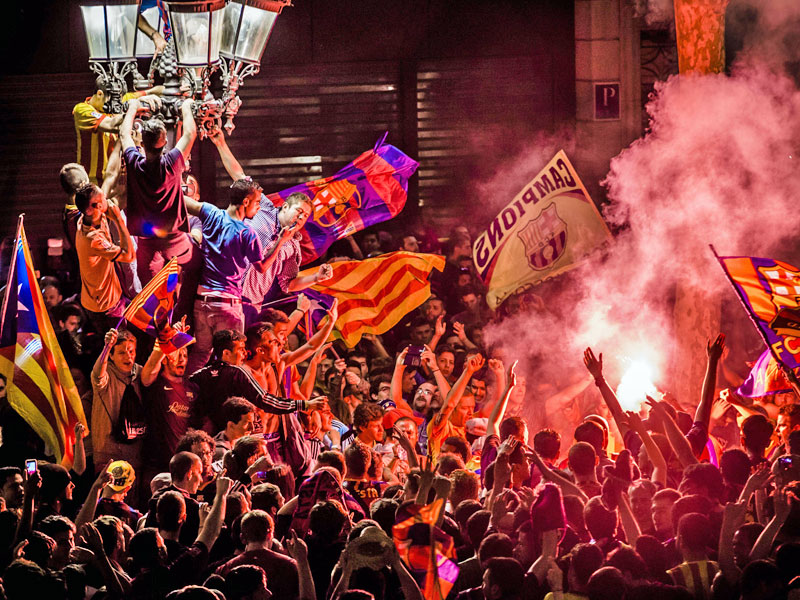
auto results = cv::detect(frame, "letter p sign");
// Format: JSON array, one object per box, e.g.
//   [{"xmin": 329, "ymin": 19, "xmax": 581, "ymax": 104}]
[{"xmin": 594, "ymin": 82, "xmax": 620, "ymax": 120}]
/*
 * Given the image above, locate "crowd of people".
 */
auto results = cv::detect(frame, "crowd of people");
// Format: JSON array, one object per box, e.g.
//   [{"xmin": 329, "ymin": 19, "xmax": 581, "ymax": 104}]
[{"xmin": 0, "ymin": 77, "xmax": 796, "ymax": 600}]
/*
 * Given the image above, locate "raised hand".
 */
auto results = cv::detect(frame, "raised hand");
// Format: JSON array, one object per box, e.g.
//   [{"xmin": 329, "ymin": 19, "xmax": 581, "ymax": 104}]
[
  {"xmin": 80, "ymin": 523, "xmax": 106, "ymax": 557},
  {"xmin": 434, "ymin": 314, "xmax": 446, "ymax": 338},
  {"xmin": 104, "ymin": 328, "xmax": 119, "ymax": 348},
  {"xmin": 466, "ymin": 353, "xmax": 485, "ymax": 373},
  {"xmin": 215, "ymin": 473, "xmax": 234, "ymax": 497},
  {"xmin": 285, "ymin": 529, "xmax": 309, "ymax": 562},
  {"xmin": 583, "ymin": 347, "xmax": 603, "ymax": 380},
  {"xmin": 344, "ymin": 371, "xmax": 361, "ymax": 386},
  {"xmin": 334, "ymin": 357, "xmax": 347, "ymax": 374},
  {"xmin": 623, "ymin": 410, "xmax": 644, "ymax": 431},
  {"xmin": 432, "ymin": 475, "xmax": 452, "ymax": 500},
  {"xmin": 315, "ymin": 263, "xmax": 333, "ymax": 283},
  {"xmin": 488, "ymin": 358, "xmax": 504, "ymax": 374},
  {"xmin": 75, "ymin": 422, "xmax": 87, "ymax": 438},
  {"xmin": 774, "ymin": 485, "xmax": 793, "ymax": 522},
  {"xmin": 508, "ymin": 360, "xmax": 518, "ymax": 388},
  {"xmin": 453, "ymin": 321, "xmax": 467, "ymax": 341},
  {"xmin": 306, "ymin": 395, "xmax": 328, "ymax": 412},
  {"xmin": 707, "ymin": 333, "xmax": 726, "ymax": 361},
  {"xmin": 326, "ymin": 298, "xmax": 339, "ymax": 323},
  {"xmin": 396, "ymin": 347, "xmax": 409, "ymax": 367},
  {"xmin": 421, "ymin": 345, "xmax": 436, "ymax": 368}
]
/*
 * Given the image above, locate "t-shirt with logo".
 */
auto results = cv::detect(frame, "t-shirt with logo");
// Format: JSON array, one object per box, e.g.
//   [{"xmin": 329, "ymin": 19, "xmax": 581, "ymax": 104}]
[
  {"xmin": 343, "ymin": 479, "xmax": 385, "ymax": 514},
  {"xmin": 143, "ymin": 374, "xmax": 198, "ymax": 470},
  {"xmin": 196, "ymin": 203, "xmax": 263, "ymax": 295}
]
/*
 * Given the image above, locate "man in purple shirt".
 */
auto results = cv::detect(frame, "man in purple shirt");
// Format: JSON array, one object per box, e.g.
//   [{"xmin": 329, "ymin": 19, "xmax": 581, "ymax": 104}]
[
  {"xmin": 119, "ymin": 98, "xmax": 202, "ymax": 320},
  {"xmin": 184, "ymin": 179, "xmax": 302, "ymax": 373}
]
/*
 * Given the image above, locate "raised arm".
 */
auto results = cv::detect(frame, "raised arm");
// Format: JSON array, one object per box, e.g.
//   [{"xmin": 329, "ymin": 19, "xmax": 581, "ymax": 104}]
[
  {"xmin": 749, "ymin": 485, "xmax": 790, "ymax": 561},
  {"xmin": 621, "ymin": 410, "xmax": 668, "ymax": 487},
  {"xmin": 92, "ymin": 329, "xmax": 118, "ymax": 383},
  {"xmin": 175, "ymin": 99, "xmax": 196, "ymax": 161},
  {"xmin": 71, "ymin": 423, "xmax": 87, "ymax": 475},
  {"xmin": 432, "ymin": 353, "xmax": 483, "ymax": 429},
  {"xmin": 288, "ymin": 263, "xmax": 333, "ymax": 293},
  {"xmin": 696, "ymin": 334, "xmax": 725, "ymax": 434},
  {"xmin": 427, "ymin": 314, "xmax": 446, "ymax": 352},
  {"xmin": 119, "ymin": 98, "xmax": 139, "ymax": 151},
  {"xmin": 390, "ymin": 348, "xmax": 416, "ymax": 415},
  {"xmin": 209, "ymin": 129, "xmax": 246, "ymax": 181},
  {"xmin": 646, "ymin": 397, "xmax": 698, "ymax": 468},
  {"xmin": 196, "ymin": 475, "xmax": 233, "ymax": 549},
  {"xmin": 584, "ymin": 348, "xmax": 630, "ymax": 438},
  {"xmin": 286, "ymin": 531, "xmax": 317, "ymax": 600},
  {"xmin": 719, "ymin": 501, "xmax": 747, "ymax": 584},
  {"xmin": 421, "ymin": 345, "xmax": 451, "ymax": 397},
  {"xmin": 141, "ymin": 342, "xmax": 166, "ymax": 387},
  {"xmin": 486, "ymin": 360, "xmax": 517, "ymax": 437},
  {"xmin": 528, "ymin": 446, "xmax": 589, "ymax": 502},
  {"xmin": 75, "ymin": 468, "xmax": 112, "ymax": 531},
  {"xmin": 106, "ymin": 200, "xmax": 135, "ymax": 263},
  {"xmin": 251, "ymin": 222, "xmax": 301, "ymax": 275},
  {"xmin": 298, "ymin": 343, "xmax": 331, "ymax": 401},
  {"xmin": 282, "ymin": 299, "xmax": 339, "ymax": 367}
]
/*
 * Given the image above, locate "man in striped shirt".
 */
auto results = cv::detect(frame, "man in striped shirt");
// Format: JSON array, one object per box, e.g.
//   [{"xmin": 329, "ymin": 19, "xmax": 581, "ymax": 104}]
[{"xmin": 668, "ymin": 513, "xmax": 719, "ymax": 600}]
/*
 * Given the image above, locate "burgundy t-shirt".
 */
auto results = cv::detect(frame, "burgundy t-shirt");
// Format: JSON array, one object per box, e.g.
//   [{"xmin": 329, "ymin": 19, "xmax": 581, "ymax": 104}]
[
  {"xmin": 143, "ymin": 374, "xmax": 197, "ymax": 469},
  {"xmin": 123, "ymin": 146, "xmax": 190, "ymax": 238}
]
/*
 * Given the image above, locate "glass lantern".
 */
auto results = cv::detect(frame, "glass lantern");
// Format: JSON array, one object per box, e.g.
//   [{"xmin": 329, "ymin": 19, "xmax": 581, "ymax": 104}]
[
  {"xmin": 80, "ymin": 0, "xmax": 141, "ymax": 61},
  {"xmin": 220, "ymin": 0, "xmax": 290, "ymax": 65},
  {"xmin": 165, "ymin": 0, "xmax": 227, "ymax": 68}
]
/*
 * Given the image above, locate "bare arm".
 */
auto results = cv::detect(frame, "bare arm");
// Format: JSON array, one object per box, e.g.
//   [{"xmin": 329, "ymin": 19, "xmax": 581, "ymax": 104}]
[
  {"xmin": 749, "ymin": 486, "xmax": 790, "ymax": 561},
  {"xmin": 646, "ymin": 397, "xmax": 698, "ymax": 468},
  {"xmin": 719, "ymin": 501, "xmax": 747, "ymax": 583},
  {"xmin": 140, "ymin": 343, "xmax": 165, "ymax": 387},
  {"xmin": 427, "ymin": 315, "xmax": 446, "ymax": 352},
  {"xmin": 420, "ymin": 345, "xmax": 451, "ymax": 397},
  {"xmin": 92, "ymin": 329, "xmax": 118, "ymax": 383},
  {"xmin": 286, "ymin": 294, "xmax": 310, "ymax": 334},
  {"xmin": 286, "ymin": 531, "xmax": 317, "ymax": 600},
  {"xmin": 622, "ymin": 411, "xmax": 668, "ymax": 487},
  {"xmin": 282, "ymin": 299, "xmax": 339, "ymax": 367},
  {"xmin": 696, "ymin": 334, "xmax": 725, "ymax": 436},
  {"xmin": 486, "ymin": 360, "xmax": 516, "ymax": 437},
  {"xmin": 119, "ymin": 99, "xmax": 139, "ymax": 151},
  {"xmin": 432, "ymin": 353, "xmax": 483, "ymax": 429},
  {"xmin": 185, "ymin": 197, "xmax": 203, "ymax": 216},
  {"xmin": 196, "ymin": 475, "xmax": 233, "ymax": 549},
  {"xmin": 209, "ymin": 129, "xmax": 246, "ymax": 181},
  {"xmin": 528, "ymin": 447, "xmax": 589, "ymax": 502},
  {"xmin": 618, "ymin": 493, "xmax": 642, "ymax": 547},
  {"xmin": 175, "ymin": 100, "xmax": 196, "ymax": 161},
  {"xmin": 298, "ymin": 343, "xmax": 330, "ymax": 401},
  {"xmin": 106, "ymin": 202, "xmax": 135, "ymax": 263},
  {"xmin": 75, "ymin": 469, "xmax": 112, "ymax": 531},
  {"xmin": 390, "ymin": 550, "xmax": 424, "ymax": 600},
  {"xmin": 390, "ymin": 349, "xmax": 416, "ymax": 415},
  {"xmin": 71, "ymin": 423, "xmax": 87, "ymax": 475},
  {"xmin": 251, "ymin": 226, "xmax": 297, "ymax": 275},
  {"xmin": 584, "ymin": 348, "xmax": 630, "ymax": 438}
]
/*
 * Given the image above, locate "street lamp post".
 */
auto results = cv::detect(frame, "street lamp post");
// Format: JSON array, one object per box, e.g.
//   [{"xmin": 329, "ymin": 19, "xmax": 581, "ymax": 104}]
[{"xmin": 79, "ymin": 0, "xmax": 291, "ymax": 138}]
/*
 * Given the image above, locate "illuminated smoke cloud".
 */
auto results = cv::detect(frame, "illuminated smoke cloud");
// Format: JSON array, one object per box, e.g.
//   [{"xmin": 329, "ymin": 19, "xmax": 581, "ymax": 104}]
[{"xmin": 482, "ymin": 3, "xmax": 800, "ymax": 429}]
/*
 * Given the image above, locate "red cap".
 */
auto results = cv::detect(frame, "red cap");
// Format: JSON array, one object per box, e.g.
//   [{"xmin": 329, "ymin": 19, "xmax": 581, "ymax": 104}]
[{"xmin": 382, "ymin": 408, "xmax": 423, "ymax": 430}]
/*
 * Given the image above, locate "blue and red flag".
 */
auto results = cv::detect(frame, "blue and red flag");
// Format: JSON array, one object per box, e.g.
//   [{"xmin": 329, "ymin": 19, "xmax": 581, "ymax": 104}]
[
  {"xmin": 714, "ymin": 251, "xmax": 800, "ymax": 370},
  {"xmin": 0, "ymin": 217, "xmax": 87, "ymax": 466},
  {"xmin": 121, "ymin": 258, "xmax": 193, "ymax": 354},
  {"xmin": 269, "ymin": 133, "xmax": 419, "ymax": 264},
  {"xmin": 736, "ymin": 348, "xmax": 793, "ymax": 398}
]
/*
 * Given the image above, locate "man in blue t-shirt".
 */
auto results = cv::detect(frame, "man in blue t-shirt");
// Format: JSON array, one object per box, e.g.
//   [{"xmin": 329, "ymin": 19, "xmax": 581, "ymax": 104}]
[
  {"xmin": 120, "ymin": 97, "xmax": 202, "ymax": 321},
  {"xmin": 184, "ymin": 178, "xmax": 304, "ymax": 373}
]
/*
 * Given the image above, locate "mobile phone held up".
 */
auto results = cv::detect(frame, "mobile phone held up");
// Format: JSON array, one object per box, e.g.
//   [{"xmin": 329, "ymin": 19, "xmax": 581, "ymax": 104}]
[
  {"xmin": 404, "ymin": 345, "xmax": 424, "ymax": 368},
  {"xmin": 25, "ymin": 459, "xmax": 37, "ymax": 477}
]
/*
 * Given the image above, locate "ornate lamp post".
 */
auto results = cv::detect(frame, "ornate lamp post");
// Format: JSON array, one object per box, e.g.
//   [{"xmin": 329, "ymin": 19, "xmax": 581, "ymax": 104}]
[{"xmin": 79, "ymin": 0, "xmax": 291, "ymax": 137}]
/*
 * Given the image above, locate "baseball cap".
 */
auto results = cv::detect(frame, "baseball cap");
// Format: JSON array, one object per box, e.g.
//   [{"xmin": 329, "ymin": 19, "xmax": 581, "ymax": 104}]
[
  {"xmin": 107, "ymin": 460, "xmax": 136, "ymax": 492},
  {"xmin": 465, "ymin": 417, "xmax": 488, "ymax": 437},
  {"xmin": 382, "ymin": 408, "xmax": 423, "ymax": 431}
]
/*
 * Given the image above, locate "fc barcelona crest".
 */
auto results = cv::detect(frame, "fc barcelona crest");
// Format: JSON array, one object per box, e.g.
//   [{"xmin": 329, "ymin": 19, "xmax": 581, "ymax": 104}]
[
  {"xmin": 517, "ymin": 204, "xmax": 567, "ymax": 270},
  {"xmin": 310, "ymin": 179, "xmax": 363, "ymax": 229}
]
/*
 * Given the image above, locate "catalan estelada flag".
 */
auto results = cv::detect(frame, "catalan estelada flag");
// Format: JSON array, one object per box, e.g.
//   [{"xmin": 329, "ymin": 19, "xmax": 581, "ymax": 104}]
[
  {"xmin": 300, "ymin": 252, "xmax": 445, "ymax": 347},
  {"xmin": 0, "ymin": 217, "xmax": 87, "ymax": 466},
  {"xmin": 393, "ymin": 499, "xmax": 459, "ymax": 600},
  {"xmin": 122, "ymin": 258, "xmax": 194, "ymax": 354},
  {"xmin": 736, "ymin": 348, "xmax": 792, "ymax": 398},
  {"xmin": 714, "ymin": 251, "xmax": 800, "ymax": 370},
  {"xmin": 268, "ymin": 133, "xmax": 418, "ymax": 264}
]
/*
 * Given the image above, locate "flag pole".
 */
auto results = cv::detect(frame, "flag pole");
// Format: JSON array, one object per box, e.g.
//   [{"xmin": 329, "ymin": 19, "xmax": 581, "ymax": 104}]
[
  {"xmin": 709, "ymin": 244, "xmax": 800, "ymax": 397},
  {"xmin": 0, "ymin": 215, "xmax": 25, "ymax": 337}
]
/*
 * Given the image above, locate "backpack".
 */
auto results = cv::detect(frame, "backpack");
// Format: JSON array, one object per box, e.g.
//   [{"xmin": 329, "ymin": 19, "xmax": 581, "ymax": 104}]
[{"xmin": 106, "ymin": 382, "xmax": 147, "ymax": 444}]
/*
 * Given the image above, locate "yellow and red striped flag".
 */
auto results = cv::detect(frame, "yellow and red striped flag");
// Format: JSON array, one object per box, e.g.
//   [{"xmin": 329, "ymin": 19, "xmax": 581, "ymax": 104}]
[
  {"xmin": 300, "ymin": 251, "xmax": 445, "ymax": 347},
  {"xmin": 0, "ymin": 217, "xmax": 87, "ymax": 466}
]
